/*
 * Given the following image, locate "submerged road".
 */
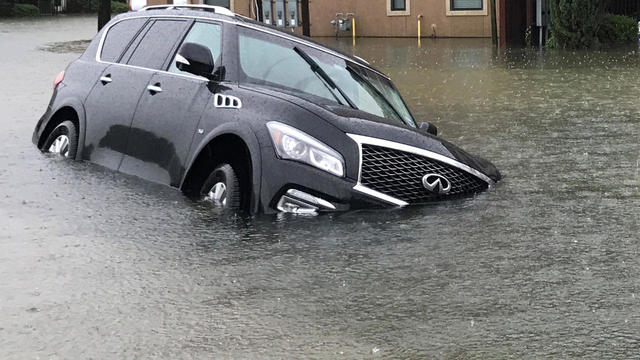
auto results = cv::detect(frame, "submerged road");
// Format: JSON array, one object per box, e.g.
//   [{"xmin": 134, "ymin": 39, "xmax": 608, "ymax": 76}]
[{"xmin": 1, "ymin": 15, "xmax": 640, "ymax": 359}]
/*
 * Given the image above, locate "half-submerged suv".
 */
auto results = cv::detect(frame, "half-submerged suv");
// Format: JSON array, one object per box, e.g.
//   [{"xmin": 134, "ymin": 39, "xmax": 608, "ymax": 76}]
[{"xmin": 33, "ymin": 5, "xmax": 501, "ymax": 214}]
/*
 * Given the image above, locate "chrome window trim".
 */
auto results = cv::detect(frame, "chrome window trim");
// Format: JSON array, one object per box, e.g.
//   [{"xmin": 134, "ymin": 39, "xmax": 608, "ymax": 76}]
[
  {"xmin": 96, "ymin": 59, "xmax": 211, "ymax": 82},
  {"xmin": 347, "ymin": 133, "xmax": 495, "ymax": 206},
  {"xmin": 95, "ymin": 14, "xmax": 389, "ymax": 81},
  {"xmin": 354, "ymin": 55, "xmax": 370, "ymax": 65}
]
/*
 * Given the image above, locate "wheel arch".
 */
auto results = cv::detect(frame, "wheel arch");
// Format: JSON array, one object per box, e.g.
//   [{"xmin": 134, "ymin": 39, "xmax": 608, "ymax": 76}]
[
  {"xmin": 180, "ymin": 124, "xmax": 262, "ymax": 214},
  {"xmin": 38, "ymin": 100, "xmax": 87, "ymax": 161}
]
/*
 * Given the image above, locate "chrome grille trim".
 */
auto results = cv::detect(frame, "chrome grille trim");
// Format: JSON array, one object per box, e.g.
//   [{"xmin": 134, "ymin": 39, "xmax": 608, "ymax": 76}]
[
  {"xmin": 347, "ymin": 133, "xmax": 494, "ymax": 205},
  {"xmin": 353, "ymin": 184, "xmax": 408, "ymax": 206}
]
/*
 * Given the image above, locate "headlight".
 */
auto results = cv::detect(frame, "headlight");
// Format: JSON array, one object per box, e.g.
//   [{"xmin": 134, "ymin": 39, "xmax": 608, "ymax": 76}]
[{"xmin": 266, "ymin": 122, "xmax": 345, "ymax": 177}]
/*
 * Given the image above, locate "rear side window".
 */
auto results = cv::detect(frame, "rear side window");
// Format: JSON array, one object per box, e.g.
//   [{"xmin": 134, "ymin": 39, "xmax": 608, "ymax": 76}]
[
  {"xmin": 100, "ymin": 18, "xmax": 147, "ymax": 63},
  {"xmin": 128, "ymin": 19, "xmax": 189, "ymax": 70}
]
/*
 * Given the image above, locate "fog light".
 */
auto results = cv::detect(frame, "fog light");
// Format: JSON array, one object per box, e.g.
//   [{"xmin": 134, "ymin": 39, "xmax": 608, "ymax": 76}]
[
  {"xmin": 276, "ymin": 189, "xmax": 336, "ymax": 214},
  {"xmin": 277, "ymin": 196, "xmax": 319, "ymax": 215}
]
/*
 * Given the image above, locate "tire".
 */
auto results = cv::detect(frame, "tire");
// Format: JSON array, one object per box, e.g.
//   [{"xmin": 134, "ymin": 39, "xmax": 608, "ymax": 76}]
[
  {"xmin": 200, "ymin": 164, "xmax": 242, "ymax": 212},
  {"xmin": 42, "ymin": 120, "xmax": 78, "ymax": 159}
]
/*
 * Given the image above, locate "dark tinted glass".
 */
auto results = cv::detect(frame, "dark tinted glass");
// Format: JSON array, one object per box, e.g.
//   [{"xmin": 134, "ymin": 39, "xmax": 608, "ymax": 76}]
[
  {"xmin": 391, "ymin": 0, "xmax": 406, "ymax": 11},
  {"xmin": 100, "ymin": 18, "xmax": 147, "ymax": 63},
  {"xmin": 451, "ymin": 0, "xmax": 483, "ymax": 10},
  {"xmin": 204, "ymin": 0, "xmax": 230, "ymax": 7},
  {"xmin": 128, "ymin": 20, "xmax": 188, "ymax": 70}
]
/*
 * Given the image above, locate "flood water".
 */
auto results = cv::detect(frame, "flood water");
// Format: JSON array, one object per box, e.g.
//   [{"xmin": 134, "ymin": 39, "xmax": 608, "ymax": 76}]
[{"xmin": 2, "ymin": 16, "xmax": 640, "ymax": 358}]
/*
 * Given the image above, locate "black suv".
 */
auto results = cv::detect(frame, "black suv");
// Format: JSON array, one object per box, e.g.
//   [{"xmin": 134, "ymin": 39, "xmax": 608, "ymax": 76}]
[{"xmin": 33, "ymin": 5, "xmax": 501, "ymax": 214}]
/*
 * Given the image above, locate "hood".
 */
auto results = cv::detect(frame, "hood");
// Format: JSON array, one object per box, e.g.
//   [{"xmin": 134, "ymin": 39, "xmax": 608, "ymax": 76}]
[
  {"xmin": 241, "ymin": 84, "xmax": 501, "ymax": 182},
  {"xmin": 323, "ymin": 106, "xmax": 502, "ymax": 182}
]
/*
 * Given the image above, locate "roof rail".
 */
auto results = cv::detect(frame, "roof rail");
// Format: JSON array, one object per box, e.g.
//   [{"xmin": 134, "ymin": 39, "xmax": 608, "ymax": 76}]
[{"xmin": 139, "ymin": 4, "xmax": 235, "ymax": 17}]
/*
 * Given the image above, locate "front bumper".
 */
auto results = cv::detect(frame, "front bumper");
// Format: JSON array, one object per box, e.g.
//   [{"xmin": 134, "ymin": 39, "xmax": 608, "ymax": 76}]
[{"xmin": 259, "ymin": 145, "xmax": 393, "ymax": 214}]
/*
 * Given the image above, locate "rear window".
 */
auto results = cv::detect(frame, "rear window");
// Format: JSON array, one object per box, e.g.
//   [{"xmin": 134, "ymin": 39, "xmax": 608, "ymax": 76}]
[
  {"xmin": 127, "ymin": 19, "xmax": 189, "ymax": 70},
  {"xmin": 100, "ymin": 18, "xmax": 147, "ymax": 63}
]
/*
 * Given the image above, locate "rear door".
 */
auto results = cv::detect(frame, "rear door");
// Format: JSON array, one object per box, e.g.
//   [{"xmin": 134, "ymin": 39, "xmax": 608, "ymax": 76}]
[
  {"xmin": 83, "ymin": 17, "xmax": 150, "ymax": 169},
  {"xmin": 119, "ymin": 21, "xmax": 223, "ymax": 187}
]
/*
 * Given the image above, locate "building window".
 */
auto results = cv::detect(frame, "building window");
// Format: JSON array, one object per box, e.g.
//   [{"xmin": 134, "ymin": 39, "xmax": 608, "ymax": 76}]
[
  {"xmin": 387, "ymin": 0, "xmax": 410, "ymax": 16},
  {"xmin": 445, "ymin": 0, "xmax": 487, "ymax": 16},
  {"xmin": 203, "ymin": 0, "xmax": 234, "ymax": 11},
  {"xmin": 451, "ymin": 0, "xmax": 483, "ymax": 11},
  {"xmin": 391, "ymin": 0, "xmax": 406, "ymax": 11}
]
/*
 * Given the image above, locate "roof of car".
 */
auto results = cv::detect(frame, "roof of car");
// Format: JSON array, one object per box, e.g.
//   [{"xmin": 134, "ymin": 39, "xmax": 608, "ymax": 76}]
[{"xmin": 111, "ymin": 6, "xmax": 384, "ymax": 77}]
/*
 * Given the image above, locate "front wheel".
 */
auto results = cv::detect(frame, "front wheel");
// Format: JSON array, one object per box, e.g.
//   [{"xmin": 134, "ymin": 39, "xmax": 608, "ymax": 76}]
[
  {"xmin": 42, "ymin": 120, "xmax": 78, "ymax": 159},
  {"xmin": 200, "ymin": 164, "xmax": 242, "ymax": 211}
]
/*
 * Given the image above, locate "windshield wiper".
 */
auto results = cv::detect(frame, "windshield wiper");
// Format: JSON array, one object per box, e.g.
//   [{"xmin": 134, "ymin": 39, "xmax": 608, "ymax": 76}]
[
  {"xmin": 345, "ymin": 64, "xmax": 407, "ymax": 125},
  {"xmin": 293, "ymin": 47, "xmax": 357, "ymax": 109}
]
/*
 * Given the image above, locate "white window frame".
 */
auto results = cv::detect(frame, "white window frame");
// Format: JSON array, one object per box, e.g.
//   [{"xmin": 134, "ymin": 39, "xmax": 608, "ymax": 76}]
[
  {"xmin": 445, "ymin": 0, "xmax": 487, "ymax": 16},
  {"xmin": 387, "ymin": 0, "xmax": 410, "ymax": 16}
]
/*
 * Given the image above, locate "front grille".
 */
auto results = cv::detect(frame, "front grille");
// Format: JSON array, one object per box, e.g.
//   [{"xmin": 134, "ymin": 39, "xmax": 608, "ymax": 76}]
[{"xmin": 360, "ymin": 144, "xmax": 488, "ymax": 203}]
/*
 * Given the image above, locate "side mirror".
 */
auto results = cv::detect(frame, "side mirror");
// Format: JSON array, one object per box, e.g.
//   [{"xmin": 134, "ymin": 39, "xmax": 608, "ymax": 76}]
[
  {"xmin": 175, "ymin": 42, "xmax": 215, "ymax": 79},
  {"xmin": 420, "ymin": 121, "xmax": 438, "ymax": 136}
]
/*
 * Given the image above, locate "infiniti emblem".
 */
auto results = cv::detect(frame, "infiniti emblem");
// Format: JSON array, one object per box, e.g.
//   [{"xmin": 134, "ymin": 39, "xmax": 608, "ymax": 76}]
[{"xmin": 422, "ymin": 174, "xmax": 452, "ymax": 194}]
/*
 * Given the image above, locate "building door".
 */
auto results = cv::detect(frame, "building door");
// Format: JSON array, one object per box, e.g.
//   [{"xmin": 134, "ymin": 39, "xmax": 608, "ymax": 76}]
[{"xmin": 499, "ymin": 0, "xmax": 527, "ymax": 46}]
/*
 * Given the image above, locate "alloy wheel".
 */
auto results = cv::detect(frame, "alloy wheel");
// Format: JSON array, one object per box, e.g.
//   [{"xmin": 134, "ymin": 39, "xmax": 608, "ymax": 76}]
[
  {"xmin": 48, "ymin": 134, "xmax": 70, "ymax": 157},
  {"xmin": 207, "ymin": 182, "xmax": 227, "ymax": 207}
]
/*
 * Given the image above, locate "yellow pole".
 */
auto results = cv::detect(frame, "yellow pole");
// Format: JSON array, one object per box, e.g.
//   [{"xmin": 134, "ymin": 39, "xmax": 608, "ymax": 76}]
[
  {"xmin": 352, "ymin": 17, "xmax": 356, "ymax": 46},
  {"xmin": 417, "ymin": 15, "xmax": 423, "ymax": 47}
]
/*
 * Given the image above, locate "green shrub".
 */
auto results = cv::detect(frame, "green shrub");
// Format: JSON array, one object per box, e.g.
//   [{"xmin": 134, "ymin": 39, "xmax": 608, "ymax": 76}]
[
  {"xmin": 599, "ymin": 13, "xmax": 637, "ymax": 44},
  {"xmin": 112, "ymin": 0, "xmax": 129, "ymax": 14},
  {"xmin": 549, "ymin": 0, "xmax": 604, "ymax": 49},
  {"xmin": 66, "ymin": 0, "xmax": 128, "ymax": 14},
  {"xmin": 66, "ymin": 0, "xmax": 99, "ymax": 13},
  {"xmin": 0, "ymin": 2, "xmax": 13, "ymax": 17},
  {"xmin": 12, "ymin": 3, "xmax": 39, "ymax": 17}
]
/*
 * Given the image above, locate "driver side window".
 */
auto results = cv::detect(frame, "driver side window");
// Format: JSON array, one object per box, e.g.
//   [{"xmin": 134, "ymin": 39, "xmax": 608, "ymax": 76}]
[{"xmin": 169, "ymin": 21, "xmax": 222, "ymax": 75}]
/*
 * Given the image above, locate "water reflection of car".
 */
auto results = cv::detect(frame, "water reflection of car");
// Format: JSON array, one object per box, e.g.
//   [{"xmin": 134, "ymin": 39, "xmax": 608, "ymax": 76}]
[{"xmin": 32, "ymin": 5, "xmax": 501, "ymax": 215}]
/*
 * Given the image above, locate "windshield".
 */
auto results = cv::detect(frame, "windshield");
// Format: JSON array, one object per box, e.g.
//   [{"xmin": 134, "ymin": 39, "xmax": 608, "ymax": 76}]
[{"xmin": 238, "ymin": 28, "xmax": 416, "ymax": 127}]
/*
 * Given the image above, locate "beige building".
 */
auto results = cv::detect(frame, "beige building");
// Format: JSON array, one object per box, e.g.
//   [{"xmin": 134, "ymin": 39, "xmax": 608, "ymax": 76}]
[
  {"xmin": 148, "ymin": 0, "xmax": 494, "ymax": 38},
  {"xmin": 297, "ymin": 0, "xmax": 493, "ymax": 37}
]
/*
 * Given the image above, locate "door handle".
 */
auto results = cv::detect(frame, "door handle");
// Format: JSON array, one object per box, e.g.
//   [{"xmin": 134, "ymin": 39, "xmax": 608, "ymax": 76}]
[
  {"xmin": 100, "ymin": 75, "xmax": 112, "ymax": 84},
  {"xmin": 147, "ymin": 83, "xmax": 162, "ymax": 94}
]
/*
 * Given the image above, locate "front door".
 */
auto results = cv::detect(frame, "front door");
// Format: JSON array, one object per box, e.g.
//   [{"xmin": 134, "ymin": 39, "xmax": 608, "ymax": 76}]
[
  {"xmin": 118, "ymin": 20, "xmax": 224, "ymax": 187},
  {"xmin": 118, "ymin": 73, "xmax": 211, "ymax": 186},
  {"xmin": 83, "ymin": 64, "xmax": 154, "ymax": 170}
]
